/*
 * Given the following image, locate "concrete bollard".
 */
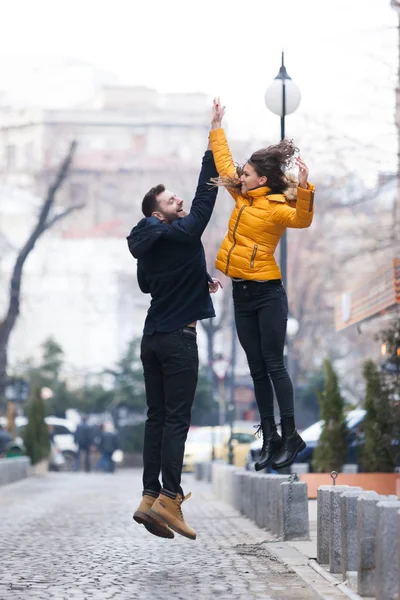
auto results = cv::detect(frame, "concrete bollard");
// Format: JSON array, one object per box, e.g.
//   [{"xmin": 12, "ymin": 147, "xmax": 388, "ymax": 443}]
[
  {"xmin": 205, "ymin": 461, "xmax": 212, "ymax": 483},
  {"xmin": 375, "ymin": 500, "xmax": 400, "ymax": 600},
  {"xmin": 280, "ymin": 480, "xmax": 309, "ymax": 540},
  {"xmin": 254, "ymin": 475, "xmax": 269, "ymax": 528},
  {"xmin": 341, "ymin": 490, "xmax": 377, "ymax": 581},
  {"xmin": 270, "ymin": 475, "xmax": 291, "ymax": 537},
  {"xmin": 194, "ymin": 462, "xmax": 203, "ymax": 481},
  {"xmin": 241, "ymin": 472, "xmax": 254, "ymax": 518},
  {"xmin": 232, "ymin": 471, "xmax": 241, "ymax": 512},
  {"xmin": 0, "ymin": 457, "xmax": 30, "ymax": 487},
  {"xmin": 264, "ymin": 475, "xmax": 277, "ymax": 533},
  {"xmin": 398, "ymin": 509, "xmax": 400, "ymax": 600},
  {"xmin": 357, "ymin": 492, "xmax": 384, "ymax": 597},
  {"xmin": 317, "ymin": 485, "xmax": 349, "ymax": 565},
  {"xmin": 330, "ymin": 486, "xmax": 361, "ymax": 573}
]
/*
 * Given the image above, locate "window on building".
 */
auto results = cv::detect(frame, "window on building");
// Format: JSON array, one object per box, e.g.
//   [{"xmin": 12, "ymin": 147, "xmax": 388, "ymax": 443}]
[
  {"xmin": 103, "ymin": 182, "xmax": 118, "ymax": 203},
  {"xmin": 69, "ymin": 182, "xmax": 88, "ymax": 204},
  {"xmin": 25, "ymin": 142, "xmax": 34, "ymax": 167}
]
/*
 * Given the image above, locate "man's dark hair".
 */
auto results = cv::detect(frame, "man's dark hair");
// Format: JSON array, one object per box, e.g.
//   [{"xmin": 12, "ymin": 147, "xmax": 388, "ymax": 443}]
[{"xmin": 142, "ymin": 184, "xmax": 165, "ymax": 217}]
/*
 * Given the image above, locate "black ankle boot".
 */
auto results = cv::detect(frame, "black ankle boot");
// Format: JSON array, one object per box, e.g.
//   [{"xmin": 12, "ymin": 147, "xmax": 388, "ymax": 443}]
[
  {"xmin": 271, "ymin": 416, "xmax": 306, "ymax": 470},
  {"xmin": 254, "ymin": 418, "xmax": 282, "ymax": 472}
]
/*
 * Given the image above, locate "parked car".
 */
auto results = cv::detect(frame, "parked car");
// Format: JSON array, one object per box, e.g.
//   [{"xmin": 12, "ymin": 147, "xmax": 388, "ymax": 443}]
[
  {"xmin": 245, "ymin": 409, "xmax": 367, "ymax": 472},
  {"xmin": 183, "ymin": 423, "xmax": 257, "ymax": 471},
  {"xmin": 0, "ymin": 415, "xmax": 77, "ymax": 471}
]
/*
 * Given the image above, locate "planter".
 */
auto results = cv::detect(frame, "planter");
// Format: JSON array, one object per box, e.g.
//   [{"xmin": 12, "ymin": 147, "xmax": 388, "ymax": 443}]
[{"xmin": 300, "ymin": 472, "xmax": 400, "ymax": 499}]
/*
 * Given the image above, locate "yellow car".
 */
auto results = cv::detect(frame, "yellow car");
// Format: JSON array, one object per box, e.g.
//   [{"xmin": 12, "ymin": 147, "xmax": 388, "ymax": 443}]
[{"xmin": 183, "ymin": 424, "xmax": 256, "ymax": 472}]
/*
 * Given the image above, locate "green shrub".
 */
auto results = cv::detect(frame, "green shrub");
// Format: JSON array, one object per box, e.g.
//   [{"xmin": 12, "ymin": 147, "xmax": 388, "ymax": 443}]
[
  {"xmin": 359, "ymin": 360, "xmax": 396, "ymax": 472},
  {"xmin": 312, "ymin": 359, "xmax": 349, "ymax": 472},
  {"xmin": 23, "ymin": 387, "xmax": 50, "ymax": 465}
]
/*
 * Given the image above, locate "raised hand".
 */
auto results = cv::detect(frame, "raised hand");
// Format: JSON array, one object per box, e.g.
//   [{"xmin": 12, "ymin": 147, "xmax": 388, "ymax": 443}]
[
  {"xmin": 211, "ymin": 97, "xmax": 225, "ymax": 129},
  {"xmin": 296, "ymin": 156, "xmax": 309, "ymax": 189}
]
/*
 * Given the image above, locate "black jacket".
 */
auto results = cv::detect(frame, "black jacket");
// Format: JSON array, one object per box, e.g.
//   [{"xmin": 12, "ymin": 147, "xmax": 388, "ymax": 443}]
[{"xmin": 127, "ymin": 150, "xmax": 218, "ymax": 334}]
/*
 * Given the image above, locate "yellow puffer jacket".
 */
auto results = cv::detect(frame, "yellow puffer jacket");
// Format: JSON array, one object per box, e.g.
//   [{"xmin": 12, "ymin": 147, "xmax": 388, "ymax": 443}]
[{"xmin": 210, "ymin": 128, "xmax": 315, "ymax": 280}]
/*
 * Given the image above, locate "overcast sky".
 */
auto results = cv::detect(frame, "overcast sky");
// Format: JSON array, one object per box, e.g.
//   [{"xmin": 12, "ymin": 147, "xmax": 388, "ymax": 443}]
[{"xmin": 0, "ymin": 0, "xmax": 398, "ymax": 183}]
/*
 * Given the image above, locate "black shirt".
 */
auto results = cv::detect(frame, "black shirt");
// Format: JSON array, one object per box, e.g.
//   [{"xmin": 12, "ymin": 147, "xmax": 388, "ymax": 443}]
[{"xmin": 127, "ymin": 150, "xmax": 218, "ymax": 335}]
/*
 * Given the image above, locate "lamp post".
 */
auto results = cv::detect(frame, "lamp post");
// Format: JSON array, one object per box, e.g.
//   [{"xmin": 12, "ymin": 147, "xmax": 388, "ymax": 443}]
[{"xmin": 264, "ymin": 51, "xmax": 301, "ymax": 293}]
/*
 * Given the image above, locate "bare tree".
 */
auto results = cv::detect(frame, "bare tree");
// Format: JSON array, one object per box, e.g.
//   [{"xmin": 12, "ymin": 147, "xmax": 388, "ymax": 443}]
[{"xmin": 0, "ymin": 141, "xmax": 84, "ymax": 400}]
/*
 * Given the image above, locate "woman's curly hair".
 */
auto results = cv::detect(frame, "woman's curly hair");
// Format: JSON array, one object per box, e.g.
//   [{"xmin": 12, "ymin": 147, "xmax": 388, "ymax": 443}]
[{"xmin": 211, "ymin": 138, "xmax": 299, "ymax": 196}]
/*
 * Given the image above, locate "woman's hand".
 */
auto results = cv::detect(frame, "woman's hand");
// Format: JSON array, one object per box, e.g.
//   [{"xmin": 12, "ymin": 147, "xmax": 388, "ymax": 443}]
[
  {"xmin": 211, "ymin": 97, "xmax": 225, "ymax": 130},
  {"xmin": 208, "ymin": 278, "xmax": 223, "ymax": 294},
  {"xmin": 296, "ymin": 156, "xmax": 309, "ymax": 189}
]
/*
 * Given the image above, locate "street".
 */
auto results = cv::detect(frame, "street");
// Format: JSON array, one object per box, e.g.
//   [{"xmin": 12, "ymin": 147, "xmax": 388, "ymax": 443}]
[{"xmin": 0, "ymin": 469, "xmax": 323, "ymax": 600}]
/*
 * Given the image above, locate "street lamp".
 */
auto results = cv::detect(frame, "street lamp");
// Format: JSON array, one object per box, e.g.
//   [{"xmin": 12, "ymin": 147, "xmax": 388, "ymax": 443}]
[{"xmin": 265, "ymin": 51, "xmax": 301, "ymax": 292}]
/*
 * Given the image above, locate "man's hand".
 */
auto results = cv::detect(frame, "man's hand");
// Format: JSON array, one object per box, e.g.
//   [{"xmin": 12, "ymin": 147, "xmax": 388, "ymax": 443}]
[
  {"xmin": 211, "ymin": 97, "xmax": 225, "ymax": 130},
  {"xmin": 208, "ymin": 278, "xmax": 223, "ymax": 294},
  {"xmin": 296, "ymin": 156, "xmax": 309, "ymax": 189},
  {"xmin": 177, "ymin": 210, "xmax": 188, "ymax": 218}
]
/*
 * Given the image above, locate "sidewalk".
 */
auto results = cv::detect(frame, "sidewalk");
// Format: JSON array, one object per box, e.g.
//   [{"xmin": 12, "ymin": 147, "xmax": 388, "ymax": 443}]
[{"xmin": 0, "ymin": 469, "xmax": 344, "ymax": 600}]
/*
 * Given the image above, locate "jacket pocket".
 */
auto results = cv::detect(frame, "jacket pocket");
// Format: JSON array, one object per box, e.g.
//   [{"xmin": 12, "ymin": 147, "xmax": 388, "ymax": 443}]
[{"xmin": 250, "ymin": 244, "xmax": 258, "ymax": 268}]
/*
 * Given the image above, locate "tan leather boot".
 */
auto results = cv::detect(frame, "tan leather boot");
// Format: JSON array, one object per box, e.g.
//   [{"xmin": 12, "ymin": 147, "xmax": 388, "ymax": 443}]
[
  {"xmin": 133, "ymin": 494, "xmax": 174, "ymax": 539},
  {"xmin": 149, "ymin": 492, "xmax": 196, "ymax": 540}
]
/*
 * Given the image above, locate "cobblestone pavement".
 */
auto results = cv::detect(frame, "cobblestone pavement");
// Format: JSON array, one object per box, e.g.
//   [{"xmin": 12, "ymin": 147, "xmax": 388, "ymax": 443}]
[{"xmin": 0, "ymin": 469, "xmax": 323, "ymax": 600}]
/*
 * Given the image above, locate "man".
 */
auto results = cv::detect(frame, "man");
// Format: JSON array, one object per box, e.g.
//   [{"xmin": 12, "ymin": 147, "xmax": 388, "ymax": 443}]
[
  {"xmin": 0, "ymin": 424, "xmax": 12, "ymax": 457},
  {"xmin": 73, "ymin": 415, "xmax": 93, "ymax": 473},
  {"xmin": 127, "ymin": 113, "xmax": 221, "ymax": 541},
  {"xmin": 94, "ymin": 422, "xmax": 119, "ymax": 473}
]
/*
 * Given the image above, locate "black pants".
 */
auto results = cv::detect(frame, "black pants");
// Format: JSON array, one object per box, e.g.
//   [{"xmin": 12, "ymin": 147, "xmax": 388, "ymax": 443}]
[
  {"xmin": 233, "ymin": 280, "xmax": 294, "ymax": 420},
  {"xmin": 140, "ymin": 328, "xmax": 199, "ymax": 497}
]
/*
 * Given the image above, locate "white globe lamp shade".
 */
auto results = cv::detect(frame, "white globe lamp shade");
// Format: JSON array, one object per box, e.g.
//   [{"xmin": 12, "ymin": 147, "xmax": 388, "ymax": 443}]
[
  {"xmin": 287, "ymin": 317, "xmax": 299, "ymax": 338},
  {"xmin": 265, "ymin": 78, "xmax": 301, "ymax": 117}
]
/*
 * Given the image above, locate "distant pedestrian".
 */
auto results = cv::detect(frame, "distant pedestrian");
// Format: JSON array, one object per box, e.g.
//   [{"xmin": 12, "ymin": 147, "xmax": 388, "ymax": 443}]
[
  {"xmin": 94, "ymin": 422, "xmax": 119, "ymax": 473},
  {"xmin": 0, "ymin": 424, "xmax": 12, "ymax": 457},
  {"xmin": 73, "ymin": 416, "xmax": 93, "ymax": 472}
]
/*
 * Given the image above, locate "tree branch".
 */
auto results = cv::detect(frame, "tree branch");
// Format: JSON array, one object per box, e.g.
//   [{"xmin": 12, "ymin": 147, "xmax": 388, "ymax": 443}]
[
  {"xmin": 43, "ymin": 203, "xmax": 85, "ymax": 231},
  {"xmin": 0, "ymin": 141, "xmax": 80, "ymax": 397}
]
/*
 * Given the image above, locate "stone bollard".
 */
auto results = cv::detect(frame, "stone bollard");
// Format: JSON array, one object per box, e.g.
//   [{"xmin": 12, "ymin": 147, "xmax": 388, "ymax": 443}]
[
  {"xmin": 270, "ymin": 475, "xmax": 291, "ymax": 537},
  {"xmin": 357, "ymin": 492, "xmax": 385, "ymax": 597},
  {"xmin": 398, "ymin": 509, "xmax": 400, "ymax": 600},
  {"xmin": 204, "ymin": 461, "xmax": 212, "ymax": 483},
  {"xmin": 330, "ymin": 486, "xmax": 361, "ymax": 573},
  {"xmin": 249, "ymin": 473, "xmax": 260, "ymax": 522},
  {"xmin": 194, "ymin": 462, "xmax": 203, "ymax": 481},
  {"xmin": 237, "ymin": 472, "xmax": 248, "ymax": 514},
  {"xmin": 241, "ymin": 472, "xmax": 254, "ymax": 518},
  {"xmin": 254, "ymin": 475, "xmax": 269, "ymax": 528},
  {"xmin": 341, "ymin": 490, "xmax": 377, "ymax": 582},
  {"xmin": 280, "ymin": 480, "xmax": 309, "ymax": 540},
  {"xmin": 317, "ymin": 485, "xmax": 349, "ymax": 565},
  {"xmin": 232, "ymin": 471, "xmax": 241, "ymax": 512},
  {"xmin": 260, "ymin": 475, "xmax": 274, "ymax": 529},
  {"xmin": 375, "ymin": 500, "xmax": 400, "ymax": 600},
  {"xmin": 0, "ymin": 457, "xmax": 30, "ymax": 487},
  {"xmin": 264, "ymin": 475, "xmax": 277, "ymax": 533}
]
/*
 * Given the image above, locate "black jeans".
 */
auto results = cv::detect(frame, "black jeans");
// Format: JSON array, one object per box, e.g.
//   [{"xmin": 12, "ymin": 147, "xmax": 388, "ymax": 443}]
[
  {"xmin": 232, "ymin": 280, "xmax": 294, "ymax": 420},
  {"xmin": 140, "ymin": 328, "xmax": 199, "ymax": 497}
]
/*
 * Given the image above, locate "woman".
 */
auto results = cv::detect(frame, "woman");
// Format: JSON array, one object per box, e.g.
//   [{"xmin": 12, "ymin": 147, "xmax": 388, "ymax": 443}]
[{"xmin": 210, "ymin": 98, "xmax": 315, "ymax": 471}]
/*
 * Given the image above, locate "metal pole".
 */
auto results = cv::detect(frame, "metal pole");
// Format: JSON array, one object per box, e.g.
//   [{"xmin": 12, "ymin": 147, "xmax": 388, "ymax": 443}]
[
  {"xmin": 280, "ymin": 51, "xmax": 287, "ymax": 292},
  {"xmin": 228, "ymin": 310, "xmax": 237, "ymax": 465},
  {"xmin": 280, "ymin": 52, "xmax": 289, "ymax": 373}
]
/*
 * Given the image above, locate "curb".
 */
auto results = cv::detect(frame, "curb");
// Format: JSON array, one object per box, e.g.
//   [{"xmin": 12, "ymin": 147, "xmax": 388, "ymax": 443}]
[
  {"xmin": 262, "ymin": 541, "xmax": 362, "ymax": 600},
  {"xmin": 308, "ymin": 560, "xmax": 363, "ymax": 600}
]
